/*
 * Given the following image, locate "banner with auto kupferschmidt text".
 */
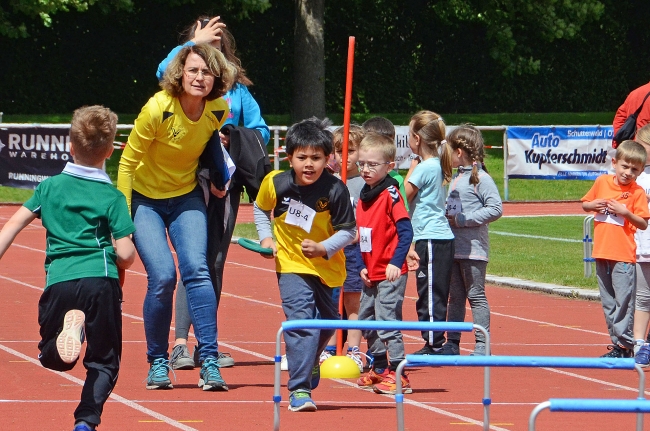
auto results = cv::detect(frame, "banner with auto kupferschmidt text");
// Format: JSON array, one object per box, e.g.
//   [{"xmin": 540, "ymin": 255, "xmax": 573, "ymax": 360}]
[
  {"xmin": 0, "ymin": 126, "xmax": 71, "ymax": 189},
  {"xmin": 506, "ymin": 126, "xmax": 615, "ymax": 180}
]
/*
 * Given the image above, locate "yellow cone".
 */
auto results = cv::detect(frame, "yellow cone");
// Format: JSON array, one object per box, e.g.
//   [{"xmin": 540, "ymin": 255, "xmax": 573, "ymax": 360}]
[{"xmin": 320, "ymin": 355, "xmax": 361, "ymax": 378}]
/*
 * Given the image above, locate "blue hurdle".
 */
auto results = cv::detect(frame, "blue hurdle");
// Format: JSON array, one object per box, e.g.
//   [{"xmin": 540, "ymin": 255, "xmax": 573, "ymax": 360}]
[
  {"xmin": 273, "ymin": 319, "xmax": 485, "ymax": 431},
  {"xmin": 529, "ymin": 398, "xmax": 650, "ymax": 431},
  {"xmin": 395, "ymin": 355, "xmax": 646, "ymax": 431}
]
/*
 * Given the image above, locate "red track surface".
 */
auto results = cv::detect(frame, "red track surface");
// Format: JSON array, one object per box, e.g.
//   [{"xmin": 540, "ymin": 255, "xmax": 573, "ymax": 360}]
[{"xmin": 0, "ymin": 204, "xmax": 645, "ymax": 431}]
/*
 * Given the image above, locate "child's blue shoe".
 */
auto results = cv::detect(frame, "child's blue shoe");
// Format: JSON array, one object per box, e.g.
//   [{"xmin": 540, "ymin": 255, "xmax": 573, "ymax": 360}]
[
  {"xmin": 311, "ymin": 364, "xmax": 320, "ymax": 389},
  {"xmin": 73, "ymin": 422, "xmax": 94, "ymax": 431},
  {"xmin": 635, "ymin": 344, "xmax": 650, "ymax": 367},
  {"xmin": 288, "ymin": 390, "xmax": 317, "ymax": 412}
]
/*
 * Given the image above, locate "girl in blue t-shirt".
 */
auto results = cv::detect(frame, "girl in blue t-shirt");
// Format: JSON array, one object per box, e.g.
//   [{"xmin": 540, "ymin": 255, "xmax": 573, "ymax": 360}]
[{"xmin": 404, "ymin": 110, "xmax": 455, "ymax": 355}]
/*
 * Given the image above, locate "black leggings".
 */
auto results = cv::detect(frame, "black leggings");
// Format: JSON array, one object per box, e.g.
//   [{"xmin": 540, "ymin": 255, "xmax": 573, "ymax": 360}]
[
  {"xmin": 38, "ymin": 278, "xmax": 122, "ymax": 427},
  {"xmin": 414, "ymin": 239, "xmax": 454, "ymax": 349}
]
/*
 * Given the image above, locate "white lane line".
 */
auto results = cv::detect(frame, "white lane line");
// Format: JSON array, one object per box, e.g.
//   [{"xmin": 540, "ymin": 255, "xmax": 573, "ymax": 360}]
[
  {"xmin": 489, "ymin": 231, "xmax": 582, "ymax": 243},
  {"xmin": 0, "ymin": 343, "xmax": 198, "ymax": 431},
  {"xmin": 490, "ymin": 310, "xmax": 608, "ymax": 337},
  {"xmin": 3, "ymin": 243, "xmax": 641, "ymax": 427}
]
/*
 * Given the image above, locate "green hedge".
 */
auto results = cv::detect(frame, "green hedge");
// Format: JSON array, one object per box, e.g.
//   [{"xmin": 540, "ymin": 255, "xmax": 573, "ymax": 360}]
[{"xmin": 1, "ymin": 0, "xmax": 649, "ymax": 116}]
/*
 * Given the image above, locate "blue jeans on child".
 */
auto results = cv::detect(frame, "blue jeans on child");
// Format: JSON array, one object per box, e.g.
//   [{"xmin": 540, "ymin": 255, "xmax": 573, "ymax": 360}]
[
  {"xmin": 278, "ymin": 273, "xmax": 340, "ymax": 392},
  {"xmin": 132, "ymin": 188, "xmax": 219, "ymax": 362}
]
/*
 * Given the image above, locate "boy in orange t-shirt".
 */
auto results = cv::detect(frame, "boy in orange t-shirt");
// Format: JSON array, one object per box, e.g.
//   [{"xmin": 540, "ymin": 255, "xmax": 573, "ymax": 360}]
[{"xmin": 582, "ymin": 140, "xmax": 650, "ymax": 358}]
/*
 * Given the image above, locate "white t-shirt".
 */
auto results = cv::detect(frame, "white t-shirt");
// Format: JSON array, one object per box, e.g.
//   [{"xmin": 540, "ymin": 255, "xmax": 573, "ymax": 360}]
[{"xmin": 635, "ymin": 167, "xmax": 650, "ymax": 262}]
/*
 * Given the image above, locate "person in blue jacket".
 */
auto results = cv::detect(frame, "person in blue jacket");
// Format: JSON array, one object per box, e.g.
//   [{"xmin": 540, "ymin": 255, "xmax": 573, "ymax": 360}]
[{"xmin": 157, "ymin": 16, "xmax": 270, "ymax": 370}]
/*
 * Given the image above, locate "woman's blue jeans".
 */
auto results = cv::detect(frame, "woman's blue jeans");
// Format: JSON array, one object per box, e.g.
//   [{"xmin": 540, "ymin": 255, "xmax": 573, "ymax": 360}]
[{"xmin": 132, "ymin": 188, "xmax": 218, "ymax": 363}]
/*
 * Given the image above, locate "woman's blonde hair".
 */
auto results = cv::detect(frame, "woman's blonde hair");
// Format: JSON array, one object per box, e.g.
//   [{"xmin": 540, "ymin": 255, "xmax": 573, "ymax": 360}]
[
  {"xmin": 160, "ymin": 43, "xmax": 235, "ymax": 101},
  {"xmin": 410, "ymin": 110, "xmax": 453, "ymax": 185}
]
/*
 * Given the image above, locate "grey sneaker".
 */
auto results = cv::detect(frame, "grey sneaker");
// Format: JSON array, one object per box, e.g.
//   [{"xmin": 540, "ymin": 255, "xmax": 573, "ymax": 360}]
[
  {"xmin": 471, "ymin": 343, "xmax": 487, "ymax": 356},
  {"xmin": 217, "ymin": 351, "xmax": 235, "ymax": 368},
  {"xmin": 170, "ymin": 344, "xmax": 195, "ymax": 370},
  {"xmin": 192, "ymin": 345, "xmax": 235, "ymax": 368}
]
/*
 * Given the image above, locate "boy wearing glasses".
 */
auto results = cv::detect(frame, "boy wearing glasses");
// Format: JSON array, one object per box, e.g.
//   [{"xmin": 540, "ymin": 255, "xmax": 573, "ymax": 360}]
[
  {"xmin": 354, "ymin": 132, "xmax": 414, "ymax": 394},
  {"xmin": 254, "ymin": 117, "xmax": 356, "ymax": 412}
]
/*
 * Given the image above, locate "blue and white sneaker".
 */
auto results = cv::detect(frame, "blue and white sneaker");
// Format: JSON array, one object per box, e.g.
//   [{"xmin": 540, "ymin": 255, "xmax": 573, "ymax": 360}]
[
  {"xmin": 146, "ymin": 358, "xmax": 173, "ymax": 389},
  {"xmin": 57, "ymin": 309, "xmax": 85, "ymax": 364},
  {"xmin": 199, "ymin": 356, "xmax": 229, "ymax": 391},
  {"xmin": 635, "ymin": 344, "xmax": 650, "ymax": 367},
  {"xmin": 311, "ymin": 364, "xmax": 320, "ymax": 390},
  {"xmin": 288, "ymin": 390, "xmax": 317, "ymax": 412},
  {"xmin": 73, "ymin": 421, "xmax": 94, "ymax": 431}
]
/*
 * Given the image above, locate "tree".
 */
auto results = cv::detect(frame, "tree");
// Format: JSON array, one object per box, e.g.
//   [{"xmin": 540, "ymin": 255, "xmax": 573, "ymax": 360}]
[
  {"xmin": 292, "ymin": 0, "xmax": 325, "ymax": 121},
  {"xmin": 0, "ymin": 0, "xmax": 270, "ymax": 38},
  {"xmin": 0, "ymin": 0, "xmax": 132, "ymax": 37},
  {"xmin": 433, "ymin": 0, "xmax": 606, "ymax": 75},
  {"xmin": 291, "ymin": 0, "xmax": 605, "ymax": 119}
]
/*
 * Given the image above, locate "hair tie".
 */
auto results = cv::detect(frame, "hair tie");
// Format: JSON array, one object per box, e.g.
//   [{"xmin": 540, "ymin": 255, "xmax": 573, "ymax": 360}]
[
  {"xmin": 440, "ymin": 139, "xmax": 447, "ymax": 145},
  {"xmin": 472, "ymin": 161, "xmax": 477, "ymax": 166}
]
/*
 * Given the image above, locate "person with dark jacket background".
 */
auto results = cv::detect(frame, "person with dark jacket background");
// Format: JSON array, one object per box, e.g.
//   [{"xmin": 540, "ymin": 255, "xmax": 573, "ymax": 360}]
[{"xmin": 613, "ymin": 81, "xmax": 650, "ymax": 137}]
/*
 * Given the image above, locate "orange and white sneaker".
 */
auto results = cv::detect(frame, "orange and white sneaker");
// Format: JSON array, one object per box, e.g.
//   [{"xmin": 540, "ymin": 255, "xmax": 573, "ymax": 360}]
[
  {"xmin": 56, "ymin": 309, "xmax": 85, "ymax": 364},
  {"xmin": 372, "ymin": 370, "xmax": 412, "ymax": 394},
  {"xmin": 356, "ymin": 367, "xmax": 389, "ymax": 391}
]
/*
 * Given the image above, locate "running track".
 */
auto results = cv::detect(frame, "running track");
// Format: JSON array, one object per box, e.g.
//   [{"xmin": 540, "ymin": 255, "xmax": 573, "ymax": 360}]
[{"xmin": 0, "ymin": 203, "xmax": 645, "ymax": 431}]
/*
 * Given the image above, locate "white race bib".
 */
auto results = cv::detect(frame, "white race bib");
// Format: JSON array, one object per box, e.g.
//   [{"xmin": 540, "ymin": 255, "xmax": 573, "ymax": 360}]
[
  {"xmin": 594, "ymin": 205, "xmax": 625, "ymax": 227},
  {"xmin": 446, "ymin": 195, "xmax": 462, "ymax": 217},
  {"xmin": 285, "ymin": 199, "xmax": 316, "ymax": 233},
  {"xmin": 359, "ymin": 227, "xmax": 372, "ymax": 252}
]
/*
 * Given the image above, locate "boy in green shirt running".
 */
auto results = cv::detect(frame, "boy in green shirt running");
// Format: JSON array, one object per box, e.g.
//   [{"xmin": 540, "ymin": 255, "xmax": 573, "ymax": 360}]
[{"xmin": 0, "ymin": 105, "xmax": 136, "ymax": 431}]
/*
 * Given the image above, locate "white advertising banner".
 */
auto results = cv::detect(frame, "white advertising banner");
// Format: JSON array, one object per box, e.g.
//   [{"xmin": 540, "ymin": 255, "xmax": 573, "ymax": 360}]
[
  {"xmin": 394, "ymin": 125, "xmax": 458, "ymax": 169},
  {"xmin": 506, "ymin": 126, "xmax": 615, "ymax": 180}
]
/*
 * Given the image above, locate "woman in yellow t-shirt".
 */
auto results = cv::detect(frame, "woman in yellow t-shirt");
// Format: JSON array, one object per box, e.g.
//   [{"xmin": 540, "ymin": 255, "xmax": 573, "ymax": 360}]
[{"xmin": 117, "ymin": 43, "xmax": 235, "ymax": 391}]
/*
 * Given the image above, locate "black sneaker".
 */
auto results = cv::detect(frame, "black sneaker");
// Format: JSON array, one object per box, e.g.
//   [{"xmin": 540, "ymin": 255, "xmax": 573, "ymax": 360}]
[
  {"xmin": 441, "ymin": 342, "xmax": 460, "ymax": 355},
  {"xmin": 600, "ymin": 345, "xmax": 632, "ymax": 358},
  {"xmin": 412, "ymin": 343, "xmax": 442, "ymax": 355}
]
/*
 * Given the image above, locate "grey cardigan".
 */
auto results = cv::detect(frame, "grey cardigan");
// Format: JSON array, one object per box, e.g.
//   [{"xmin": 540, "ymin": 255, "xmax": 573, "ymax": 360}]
[{"xmin": 447, "ymin": 166, "xmax": 503, "ymax": 261}]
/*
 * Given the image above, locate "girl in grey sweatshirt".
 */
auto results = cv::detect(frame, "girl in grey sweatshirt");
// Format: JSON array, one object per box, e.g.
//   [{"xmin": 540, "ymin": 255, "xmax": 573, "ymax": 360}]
[{"xmin": 443, "ymin": 125, "xmax": 503, "ymax": 356}]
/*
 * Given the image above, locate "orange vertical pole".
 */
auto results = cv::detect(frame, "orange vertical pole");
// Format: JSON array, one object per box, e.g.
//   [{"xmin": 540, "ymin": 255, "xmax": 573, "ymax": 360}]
[{"xmin": 336, "ymin": 36, "xmax": 355, "ymax": 356}]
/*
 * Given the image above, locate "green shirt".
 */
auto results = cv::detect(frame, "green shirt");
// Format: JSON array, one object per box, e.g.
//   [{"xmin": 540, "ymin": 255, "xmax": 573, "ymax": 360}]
[
  {"xmin": 388, "ymin": 170, "xmax": 409, "ymax": 211},
  {"xmin": 23, "ymin": 163, "xmax": 135, "ymax": 288}
]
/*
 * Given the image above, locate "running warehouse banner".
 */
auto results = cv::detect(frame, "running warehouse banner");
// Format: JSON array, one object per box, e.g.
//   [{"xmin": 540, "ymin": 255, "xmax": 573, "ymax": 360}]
[
  {"xmin": 0, "ymin": 126, "xmax": 71, "ymax": 188},
  {"xmin": 506, "ymin": 126, "xmax": 615, "ymax": 180}
]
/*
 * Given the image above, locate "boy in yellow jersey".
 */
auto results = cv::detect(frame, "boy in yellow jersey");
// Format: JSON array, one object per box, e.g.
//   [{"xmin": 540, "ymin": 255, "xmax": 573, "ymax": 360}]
[{"xmin": 254, "ymin": 117, "xmax": 357, "ymax": 412}]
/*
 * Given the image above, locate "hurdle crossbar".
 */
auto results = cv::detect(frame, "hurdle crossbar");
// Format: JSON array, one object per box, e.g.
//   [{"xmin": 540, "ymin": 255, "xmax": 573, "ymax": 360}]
[
  {"xmin": 395, "ymin": 355, "xmax": 644, "ymax": 431},
  {"xmin": 273, "ymin": 319, "xmax": 484, "ymax": 431},
  {"xmin": 529, "ymin": 398, "xmax": 650, "ymax": 431}
]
